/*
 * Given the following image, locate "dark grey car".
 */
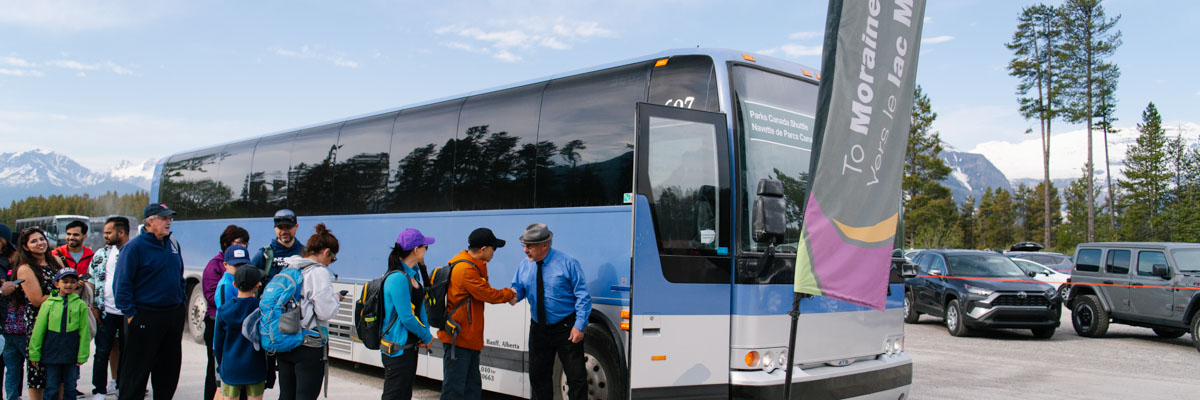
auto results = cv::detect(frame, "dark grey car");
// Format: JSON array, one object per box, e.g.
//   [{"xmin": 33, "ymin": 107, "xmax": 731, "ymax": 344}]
[{"xmin": 1067, "ymin": 242, "xmax": 1200, "ymax": 353}]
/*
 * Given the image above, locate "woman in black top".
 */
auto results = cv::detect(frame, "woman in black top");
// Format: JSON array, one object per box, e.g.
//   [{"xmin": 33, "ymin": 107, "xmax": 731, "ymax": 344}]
[{"xmin": 12, "ymin": 227, "xmax": 65, "ymax": 400}]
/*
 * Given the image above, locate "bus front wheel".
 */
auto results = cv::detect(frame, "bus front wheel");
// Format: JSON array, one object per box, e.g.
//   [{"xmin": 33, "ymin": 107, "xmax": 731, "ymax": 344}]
[
  {"xmin": 554, "ymin": 324, "xmax": 626, "ymax": 400},
  {"xmin": 186, "ymin": 283, "xmax": 207, "ymax": 344}
]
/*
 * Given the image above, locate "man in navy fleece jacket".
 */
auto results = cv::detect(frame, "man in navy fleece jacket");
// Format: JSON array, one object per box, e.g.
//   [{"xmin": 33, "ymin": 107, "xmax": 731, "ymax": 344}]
[{"xmin": 114, "ymin": 203, "xmax": 186, "ymax": 400}]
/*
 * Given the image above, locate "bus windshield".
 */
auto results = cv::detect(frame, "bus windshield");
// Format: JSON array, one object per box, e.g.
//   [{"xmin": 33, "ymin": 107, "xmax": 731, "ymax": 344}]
[{"xmin": 732, "ymin": 66, "xmax": 818, "ymax": 253}]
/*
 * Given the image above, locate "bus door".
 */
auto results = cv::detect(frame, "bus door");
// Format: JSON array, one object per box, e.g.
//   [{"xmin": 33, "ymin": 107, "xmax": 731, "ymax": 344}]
[{"xmin": 629, "ymin": 103, "xmax": 732, "ymax": 398}]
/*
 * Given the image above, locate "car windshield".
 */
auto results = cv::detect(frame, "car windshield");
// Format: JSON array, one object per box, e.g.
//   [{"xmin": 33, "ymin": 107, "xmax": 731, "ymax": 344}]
[
  {"xmin": 947, "ymin": 254, "xmax": 1027, "ymax": 278},
  {"xmin": 1172, "ymin": 249, "xmax": 1200, "ymax": 272}
]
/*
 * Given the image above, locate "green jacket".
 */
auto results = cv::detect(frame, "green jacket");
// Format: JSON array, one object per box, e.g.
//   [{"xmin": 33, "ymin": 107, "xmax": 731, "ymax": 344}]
[{"xmin": 29, "ymin": 292, "xmax": 90, "ymax": 364}]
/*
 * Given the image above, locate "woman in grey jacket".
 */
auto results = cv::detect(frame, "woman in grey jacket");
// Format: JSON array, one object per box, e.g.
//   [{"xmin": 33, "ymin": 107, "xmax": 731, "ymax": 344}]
[{"xmin": 275, "ymin": 224, "xmax": 342, "ymax": 400}]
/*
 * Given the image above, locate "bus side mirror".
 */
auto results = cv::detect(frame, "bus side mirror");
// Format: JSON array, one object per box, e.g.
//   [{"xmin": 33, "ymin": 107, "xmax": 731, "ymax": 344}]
[{"xmin": 753, "ymin": 179, "xmax": 786, "ymax": 245}]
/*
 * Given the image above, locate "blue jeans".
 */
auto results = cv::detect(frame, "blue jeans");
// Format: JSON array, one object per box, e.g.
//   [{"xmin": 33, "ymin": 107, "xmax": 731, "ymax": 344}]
[
  {"xmin": 44, "ymin": 363, "xmax": 79, "ymax": 400},
  {"xmin": 440, "ymin": 343, "xmax": 481, "ymax": 400},
  {"xmin": 2, "ymin": 334, "xmax": 26, "ymax": 400}
]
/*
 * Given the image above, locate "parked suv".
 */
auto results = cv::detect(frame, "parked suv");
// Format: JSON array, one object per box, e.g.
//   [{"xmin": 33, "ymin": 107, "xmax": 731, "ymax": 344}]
[
  {"xmin": 904, "ymin": 250, "xmax": 1062, "ymax": 338},
  {"xmin": 1067, "ymin": 242, "xmax": 1200, "ymax": 352}
]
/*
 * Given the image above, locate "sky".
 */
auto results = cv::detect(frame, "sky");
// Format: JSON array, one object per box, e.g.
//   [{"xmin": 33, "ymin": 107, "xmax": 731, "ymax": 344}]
[{"xmin": 1, "ymin": 0, "xmax": 1197, "ymax": 182}]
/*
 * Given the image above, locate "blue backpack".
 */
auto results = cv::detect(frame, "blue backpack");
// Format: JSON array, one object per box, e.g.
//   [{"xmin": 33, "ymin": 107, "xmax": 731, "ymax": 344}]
[{"xmin": 258, "ymin": 264, "xmax": 318, "ymax": 353}]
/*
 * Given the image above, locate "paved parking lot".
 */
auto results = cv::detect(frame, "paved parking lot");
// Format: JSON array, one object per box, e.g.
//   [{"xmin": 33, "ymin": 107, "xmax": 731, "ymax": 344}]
[
  {"xmin": 70, "ymin": 312, "xmax": 1196, "ymax": 399},
  {"xmin": 907, "ymin": 311, "xmax": 1198, "ymax": 399}
]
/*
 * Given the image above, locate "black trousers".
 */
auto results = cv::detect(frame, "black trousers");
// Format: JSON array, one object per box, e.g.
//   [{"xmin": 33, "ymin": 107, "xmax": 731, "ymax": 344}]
[
  {"xmin": 92, "ymin": 312, "xmax": 124, "ymax": 395},
  {"xmin": 380, "ymin": 349, "xmax": 418, "ymax": 400},
  {"xmin": 118, "ymin": 304, "xmax": 185, "ymax": 400},
  {"xmin": 276, "ymin": 345, "xmax": 325, "ymax": 400},
  {"xmin": 529, "ymin": 317, "xmax": 586, "ymax": 400},
  {"xmin": 203, "ymin": 317, "xmax": 218, "ymax": 400}
]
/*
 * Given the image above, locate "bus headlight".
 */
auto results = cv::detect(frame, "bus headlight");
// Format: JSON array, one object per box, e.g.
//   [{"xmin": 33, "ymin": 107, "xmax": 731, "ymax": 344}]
[{"xmin": 761, "ymin": 352, "xmax": 776, "ymax": 372}]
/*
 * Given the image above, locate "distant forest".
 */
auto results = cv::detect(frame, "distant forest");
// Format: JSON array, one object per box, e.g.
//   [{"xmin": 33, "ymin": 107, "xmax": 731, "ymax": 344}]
[{"xmin": 0, "ymin": 191, "xmax": 148, "ymax": 227}]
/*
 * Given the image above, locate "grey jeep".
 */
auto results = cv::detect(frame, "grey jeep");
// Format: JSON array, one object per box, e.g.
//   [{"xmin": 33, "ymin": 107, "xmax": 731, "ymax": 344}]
[{"xmin": 1067, "ymin": 242, "xmax": 1200, "ymax": 352}]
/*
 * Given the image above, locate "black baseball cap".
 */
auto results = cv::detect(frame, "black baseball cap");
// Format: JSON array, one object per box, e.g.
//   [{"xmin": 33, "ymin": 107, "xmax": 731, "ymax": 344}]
[
  {"xmin": 274, "ymin": 209, "xmax": 297, "ymax": 228},
  {"xmin": 468, "ymin": 228, "xmax": 505, "ymax": 249},
  {"xmin": 143, "ymin": 203, "xmax": 177, "ymax": 219},
  {"xmin": 234, "ymin": 266, "xmax": 264, "ymax": 292}
]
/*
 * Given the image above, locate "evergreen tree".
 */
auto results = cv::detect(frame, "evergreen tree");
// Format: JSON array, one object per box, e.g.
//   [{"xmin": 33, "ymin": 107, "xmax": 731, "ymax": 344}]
[
  {"xmin": 977, "ymin": 188, "xmax": 1016, "ymax": 250},
  {"xmin": 1167, "ymin": 132, "xmax": 1200, "ymax": 242},
  {"xmin": 1117, "ymin": 103, "xmax": 1171, "ymax": 241},
  {"xmin": 958, "ymin": 196, "xmax": 978, "ymax": 249},
  {"xmin": 1007, "ymin": 3, "xmax": 1066, "ymax": 248},
  {"xmin": 1060, "ymin": 0, "xmax": 1121, "ymax": 241},
  {"xmin": 902, "ymin": 86, "xmax": 957, "ymax": 247}
]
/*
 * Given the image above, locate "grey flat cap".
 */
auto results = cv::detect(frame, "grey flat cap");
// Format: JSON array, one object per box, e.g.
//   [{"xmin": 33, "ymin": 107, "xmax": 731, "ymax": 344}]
[{"xmin": 519, "ymin": 223, "xmax": 553, "ymax": 244}]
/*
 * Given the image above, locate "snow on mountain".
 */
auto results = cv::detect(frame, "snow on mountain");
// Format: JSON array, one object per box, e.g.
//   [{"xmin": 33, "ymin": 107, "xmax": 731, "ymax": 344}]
[
  {"xmin": 939, "ymin": 148, "xmax": 1013, "ymax": 205},
  {"xmin": 0, "ymin": 149, "xmax": 151, "ymax": 205}
]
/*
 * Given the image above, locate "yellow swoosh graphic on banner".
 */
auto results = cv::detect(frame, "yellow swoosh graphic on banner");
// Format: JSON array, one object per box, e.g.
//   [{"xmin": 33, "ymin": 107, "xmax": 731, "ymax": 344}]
[{"xmin": 832, "ymin": 213, "xmax": 898, "ymax": 243}]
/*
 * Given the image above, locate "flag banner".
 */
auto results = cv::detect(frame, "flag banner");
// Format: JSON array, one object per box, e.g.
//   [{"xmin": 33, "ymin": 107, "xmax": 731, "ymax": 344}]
[{"xmin": 794, "ymin": 0, "xmax": 927, "ymax": 310}]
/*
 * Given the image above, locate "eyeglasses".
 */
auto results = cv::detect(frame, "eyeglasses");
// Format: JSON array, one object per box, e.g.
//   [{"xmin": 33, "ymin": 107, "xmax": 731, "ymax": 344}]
[
  {"xmin": 331, "ymin": 252, "xmax": 338, "ymax": 263},
  {"xmin": 419, "ymin": 245, "xmax": 428, "ymax": 249}
]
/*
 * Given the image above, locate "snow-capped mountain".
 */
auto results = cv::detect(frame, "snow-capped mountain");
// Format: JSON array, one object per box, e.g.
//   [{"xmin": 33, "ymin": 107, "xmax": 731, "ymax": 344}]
[
  {"xmin": 939, "ymin": 148, "xmax": 1013, "ymax": 206},
  {"xmin": 0, "ymin": 150, "xmax": 153, "ymax": 205}
]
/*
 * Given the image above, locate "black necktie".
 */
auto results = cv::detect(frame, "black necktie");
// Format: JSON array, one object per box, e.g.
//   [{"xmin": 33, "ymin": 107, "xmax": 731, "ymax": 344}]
[{"xmin": 536, "ymin": 260, "xmax": 546, "ymax": 326}]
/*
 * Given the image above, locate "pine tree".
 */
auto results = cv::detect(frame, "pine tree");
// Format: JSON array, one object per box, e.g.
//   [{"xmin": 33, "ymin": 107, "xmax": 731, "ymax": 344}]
[
  {"xmin": 1060, "ymin": 0, "xmax": 1122, "ymax": 241},
  {"xmin": 1117, "ymin": 103, "xmax": 1171, "ymax": 241},
  {"xmin": 1008, "ymin": 3, "xmax": 1066, "ymax": 248},
  {"xmin": 958, "ymin": 196, "xmax": 978, "ymax": 249},
  {"xmin": 903, "ymin": 86, "xmax": 957, "ymax": 247}
]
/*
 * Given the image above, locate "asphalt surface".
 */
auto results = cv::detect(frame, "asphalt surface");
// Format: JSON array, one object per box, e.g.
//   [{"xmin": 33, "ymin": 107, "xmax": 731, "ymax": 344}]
[
  {"xmin": 63, "ymin": 312, "xmax": 1197, "ymax": 399},
  {"xmin": 906, "ymin": 310, "xmax": 1199, "ymax": 399}
]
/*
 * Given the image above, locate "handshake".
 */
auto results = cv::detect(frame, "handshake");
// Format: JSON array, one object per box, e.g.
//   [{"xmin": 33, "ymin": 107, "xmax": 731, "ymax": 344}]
[{"xmin": 508, "ymin": 296, "xmax": 519, "ymax": 306}]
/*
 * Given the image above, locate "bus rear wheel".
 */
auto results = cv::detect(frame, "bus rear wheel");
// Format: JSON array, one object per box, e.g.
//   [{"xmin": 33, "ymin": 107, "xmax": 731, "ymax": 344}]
[{"xmin": 555, "ymin": 324, "xmax": 625, "ymax": 400}]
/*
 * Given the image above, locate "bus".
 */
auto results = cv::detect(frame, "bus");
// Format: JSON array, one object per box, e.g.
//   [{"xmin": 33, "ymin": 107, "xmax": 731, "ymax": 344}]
[
  {"xmin": 14, "ymin": 215, "xmax": 89, "ymax": 249},
  {"xmin": 84, "ymin": 215, "xmax": 138, "ymax": 251},
  {"xmin": 156, "ymin": 48, "xmax": 912, "ymax": 399}
]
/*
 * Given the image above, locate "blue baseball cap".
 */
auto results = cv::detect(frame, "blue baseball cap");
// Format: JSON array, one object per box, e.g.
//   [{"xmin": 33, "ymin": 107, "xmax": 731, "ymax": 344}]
[
  {"xmin": 54, "ymin": 268, "xmax": 78, "ymax": 282},
  {"xmin": 396, "ymin": 228, "xmax": 435, "ymax": 251},
  {"xmin": 224, "ymin": 244, "xmax": 252, "ymax": 266}
]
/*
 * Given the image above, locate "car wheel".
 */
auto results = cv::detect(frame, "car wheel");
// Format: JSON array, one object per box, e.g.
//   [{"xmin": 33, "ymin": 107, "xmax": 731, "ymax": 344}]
[
  {"xmin": 186, "ymin": 284, "xmax": 207, "ymax": 344},
  {"xmin": 1031, "ymin": 327, "xmax": 1055, "ymax": 339},
  {"xmin": 903, "ymin": 291, "xmax": 921, "ymax": 324},
  {"xmin": 1057, "ymin": 285, "xmax": 1069, "ymax": 303},
  {"xmin": 1071, "ymin": 294, "xmax": 1109, "ymax": 338},
  {"xmin": 1191, "ymin": 312, "xmax": 1200, "ymax": 353},
  {"xmin": 945, "ymin": 299, "xmax": 971, "ymax": 337},
  {"xmin": 1152, "ymin": 328, "xmax": 1186, "ymax": 339}
]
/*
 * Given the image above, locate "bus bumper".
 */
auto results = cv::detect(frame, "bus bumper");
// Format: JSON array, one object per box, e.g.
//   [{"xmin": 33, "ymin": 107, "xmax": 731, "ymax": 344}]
[{"xmin": 730, "ymin": 353, "xmax": 912, "ymax": 399}]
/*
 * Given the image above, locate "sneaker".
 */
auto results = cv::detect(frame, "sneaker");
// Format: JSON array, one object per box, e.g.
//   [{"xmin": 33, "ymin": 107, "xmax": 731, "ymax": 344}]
[
  {"xmin": 107, "ymin": 380, "xmax": 117, "ymax": 393},
  {"xmin": 92, "ymin": 394, "xmax": 106, "ymax": 400}
]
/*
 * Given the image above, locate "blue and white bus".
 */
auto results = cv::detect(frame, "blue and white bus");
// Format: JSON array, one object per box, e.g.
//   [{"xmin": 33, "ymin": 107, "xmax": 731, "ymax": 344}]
[{"xmin": 156, "ymin": 48, "xmax": 911, "ymax": 399}]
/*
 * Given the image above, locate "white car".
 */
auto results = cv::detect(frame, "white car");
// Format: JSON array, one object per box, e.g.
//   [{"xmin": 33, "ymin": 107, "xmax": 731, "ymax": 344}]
[{"xmin": 1010, "ymin": 257, "xmax": 1071, "ymax": 299}]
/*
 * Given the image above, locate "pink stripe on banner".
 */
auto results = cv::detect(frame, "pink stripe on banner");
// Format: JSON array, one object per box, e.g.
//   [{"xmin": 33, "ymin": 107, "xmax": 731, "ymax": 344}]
[{"xmin": 803, "ymin": 197, "xmax": 889, "ymax": 310}]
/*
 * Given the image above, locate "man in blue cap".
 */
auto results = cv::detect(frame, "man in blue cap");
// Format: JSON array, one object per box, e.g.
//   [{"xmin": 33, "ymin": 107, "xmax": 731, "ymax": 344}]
[
  {"xmin": 252, "ymin": 209, "xmax": 305, "ymax": 283},
  {"xmin": 114, "ymin": 203, "xmax": 186, "ymax": 400}
]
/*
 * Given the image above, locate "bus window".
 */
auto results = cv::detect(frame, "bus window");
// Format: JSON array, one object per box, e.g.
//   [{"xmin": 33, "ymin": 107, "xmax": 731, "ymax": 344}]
[
  {"xmin": 646, "ymin": 115, "xmax": 721, "ymax": 254},
  {"xmin": 731, "ymin": 65, "xmax": 819, "ymax": 253},
  {"xmin": 289, "ymin": 124, "xmax": 342, "ymax": 216},
  {"xmin": 454, "ymin": 83, "xmax": 545, "ymax": 211},
  {"xmin": 333, "ymin": 112, "xmax": 397, "ymax": 214},
  {"xmin": 249, "ymin": 131, "xmax": 297, "ymax": 215},
  {"xmin": 214, "ymin": 140, "xmax": 257, "ymax": 218},
  {"xmin": 648, "ymin": 55, "xmax": 720, "ymax": 112},
  {"xmin": 537, "ymin": 61, "xmax": 650, "ymax": 208},
  {"xmin": 388, "ymin": 100, "xmax": 462, "ymax": 213},
  {"xmin": 159, "ymin": 147, "xmax": 224, "ymax": 219}
]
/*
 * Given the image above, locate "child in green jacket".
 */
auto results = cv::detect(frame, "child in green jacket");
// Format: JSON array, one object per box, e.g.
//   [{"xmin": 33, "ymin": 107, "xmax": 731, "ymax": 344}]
[{"xmin": 30, "ymin": 268, "xmax": 91, "ymax": 400}]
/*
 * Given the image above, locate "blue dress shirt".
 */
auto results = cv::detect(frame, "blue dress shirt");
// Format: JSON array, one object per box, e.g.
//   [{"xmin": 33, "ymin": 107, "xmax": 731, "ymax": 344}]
[{"xmin": 511, "ymin": 248, "xmax": 592, "ymax": 331}]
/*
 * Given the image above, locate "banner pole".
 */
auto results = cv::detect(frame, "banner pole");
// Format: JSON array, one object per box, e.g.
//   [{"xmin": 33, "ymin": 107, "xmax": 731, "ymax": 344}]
[{"xmin": 782, "ymin": 292, "xmax": 809, "ymax": 400}]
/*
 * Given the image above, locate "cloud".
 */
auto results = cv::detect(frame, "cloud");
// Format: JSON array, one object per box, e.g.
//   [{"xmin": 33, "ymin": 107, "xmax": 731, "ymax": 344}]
[
  {"xmin": 0, "ymin": 55, "xmax": 135, "ymax": 77},
  {"xmin": 788, "ymin": 31, "xmax": 821, "ymax": 40},
  {"xmin": 969, "ymin": 122, "xmax": 1200, "ymax": 182},
  {"xmin": 435, "ymin": 17, "xmax": 615, "ymax": 62},
  {"xmin": 780, "ymin": 44, "xmax": 823, "ymax": 57},
  {"xmin": 0, "ymin": 68, "xmax": 44, "ymax": 77},
  {"xmin": 922, "ymin": 35, "xmax": 954, "ymax": 45},
  {"xmin": 271, "ymin": 44, "xmax": 359, "ymax": 68},
  {"xmin": 0, "ymin": 0, "xmax": 182, "ymax": 32},
  {"xmin": 0, "ymin": 109, "xmax": 272, "ymax": 171}
]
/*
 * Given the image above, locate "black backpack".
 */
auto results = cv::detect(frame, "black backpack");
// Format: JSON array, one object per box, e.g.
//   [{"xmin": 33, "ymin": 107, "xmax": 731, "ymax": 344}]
[
  {"xmin": 353, "ymin": 270, "xmax": 400, "ymax": 350},
  {"xmin": 425, "ymin": 259, "xmax": 476, "ymax": 335}
]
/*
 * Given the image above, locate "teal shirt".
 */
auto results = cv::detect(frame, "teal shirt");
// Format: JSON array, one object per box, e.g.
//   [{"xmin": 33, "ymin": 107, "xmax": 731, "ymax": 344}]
[{"xmin": 381, "ymin": 261, "xmax": 433, "ymax": 357}]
